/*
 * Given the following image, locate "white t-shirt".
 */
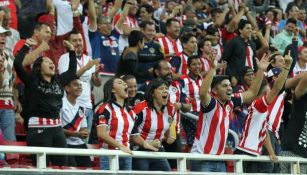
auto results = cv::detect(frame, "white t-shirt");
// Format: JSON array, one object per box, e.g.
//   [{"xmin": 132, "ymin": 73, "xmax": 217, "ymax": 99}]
[
  {"xmin": 53, "ymin": 0, "xmax": 83, "ymax": 36},
  {"xmin": 61, "ymin": 97, "xmax": 87, "ymax": 145},
  {"xmin": 58, "ymin": 53, "xmax": 95, "ymax": 108}
]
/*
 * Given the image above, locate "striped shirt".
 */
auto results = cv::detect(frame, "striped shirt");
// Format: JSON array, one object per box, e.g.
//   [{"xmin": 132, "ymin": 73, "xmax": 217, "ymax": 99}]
[
  {"xmin": 180, "ymin": 75, "xmax": 202, "ymax": 113},
  {"xmin": 157, "ymin": 36, "xmax": 182, "ymax": 60},
  {"xmin": 170, "ymin": 52, "xmax": 189, "ymax": 75},
  {"xmin": 132, "ymin": 103, "xmax": 176, "ymax": 142},
  {"xmin": 28, "ymin": 117, "xmax": 61, "ymax": 128},
  {"xmin": 95, "ymin": 102, "xmax": 137, "ymax": 149},
  {"xmin": 266, "ymin": 91, "xmax": 286, "ymax": 140},
  {"xmin": 191, "ymin": 94, "xmax": 243, "ymax": 155},
  {"xmin": 237, "ymin": 96, "xmax": 269, "ymax": 156}
]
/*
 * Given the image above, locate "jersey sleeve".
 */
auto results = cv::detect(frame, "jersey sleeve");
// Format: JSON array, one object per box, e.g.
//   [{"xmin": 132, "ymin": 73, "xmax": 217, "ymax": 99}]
[
  {"xmin": 95, "ymin": 104, "xmax": 111, "ymax": 127},
  {"xmin": 253, "ymin": 96, "xmax": 269, "ymax": 113},
  {"xmin": 170, "ymin": 56, "xmax": 181, "ymax": 73},
  {"xmin": 201, "ymin": 96, "xmax": 216, "ymax": 113},
  {"xmin": 131, "ymin": 111, "xmax": 144, "ymax": 135}
]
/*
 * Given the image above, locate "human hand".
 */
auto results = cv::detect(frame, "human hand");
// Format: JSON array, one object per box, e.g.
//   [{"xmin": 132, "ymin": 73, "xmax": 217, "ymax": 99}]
[
  {"xmin": 269, "ymin": 154, "xmax": 278, "ymax": 163},
  {"xmin": 14, "ymin": 99, "xmax": 23, "ymax": 114},
  {"xmin": 25, "ymin": 38, "xmax": 38, "ymax": 47},
  {"xmin": 284, "ymin": 50, "xmax": 293, "ymax": 68},
  {"xmin": 143, "ymin": 141, "xmax": 159, "ymax": 151},
  {"xmin": 85, "ymin": 59, "xmax": 100, "ymax": 70},
  {"xmin": 150, "ymin": 139, "xmax": 161, "ymax": 148},
  {"xmin": 63, "ymin": 40, "xmax": 74, "ymax": 51},
  {"xmin": 256, "ymin": 53, "xmax": 271, "ymax": 71},
  {"xmin": 37, "ymin": 41, "xmax": 50, "ymax": 52},
  {"xmin": 119, "ymin": 145, "xmax": 133, "ymax": 155},
  {"xmin": 78, "ymin": 130, "xmax": 89, "ymax": 139}
]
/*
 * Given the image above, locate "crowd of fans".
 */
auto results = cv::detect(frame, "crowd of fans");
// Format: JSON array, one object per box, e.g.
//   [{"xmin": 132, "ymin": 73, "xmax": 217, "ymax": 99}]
[{"xmin": 0, "ymin": 0, "xmax": 307, "ymax": 173}]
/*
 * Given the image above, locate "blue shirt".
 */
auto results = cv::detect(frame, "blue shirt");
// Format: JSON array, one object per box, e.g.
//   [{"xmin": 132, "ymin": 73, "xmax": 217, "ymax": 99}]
[{"xmin": 89, "ymin": 30, "xmax": 120, "ymax": 73}]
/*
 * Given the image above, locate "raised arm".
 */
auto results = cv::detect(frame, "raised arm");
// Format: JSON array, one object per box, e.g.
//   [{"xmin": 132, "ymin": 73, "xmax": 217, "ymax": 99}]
[
  {"xmin": 107, "ymin": 0, "xmax": 122, "ymax": 20},
  {"xmin": 88, "ymin": 0, "xmax": 97, "ymax": 31},
  {"xmin": 242, "ymin": 54, "xmax": 270, "ymax": 104},
  {"xmin": 13, "ymin": 40, "xmax": 35, "ymax": 85},
  {"xmin": 295, "ymin": 72, "xmax": 307, "ymax": 99},
  {"xmin": 200, "ymin": 55, "xmax": 217, "ymax": 107},
  {"xmin": 115, "ymin": 3, "xmax": 131, "ymax": 35},
  {"xmin": 266, "ymin": 51, "xmax": 293, "ymax": 104},
  {"xmin": 58, "ymin": 41, "xmax": 77, "ymax": 86},
  {"xmin": 226, "ymin": 5, "xmax": 245, "ymax": 33},
  {"xmin": 22, "ymin": 41, "xmax": 50, "ymax": 66}
]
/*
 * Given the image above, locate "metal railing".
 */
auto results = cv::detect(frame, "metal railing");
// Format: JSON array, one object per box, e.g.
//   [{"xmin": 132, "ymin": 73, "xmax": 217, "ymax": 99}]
[{"xmin": 0, "ymin": 145, "xmax": 306, "ymax": 174}]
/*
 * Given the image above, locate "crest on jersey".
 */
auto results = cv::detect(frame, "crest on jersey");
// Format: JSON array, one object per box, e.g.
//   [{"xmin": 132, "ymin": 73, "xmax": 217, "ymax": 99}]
[
  {"xmin": 149, "ymin": 47, "xmax": 155, "ymax": 53},
  {"xmin": 226, "ymin": 105, "xmax": 231, "ymax": 112}
]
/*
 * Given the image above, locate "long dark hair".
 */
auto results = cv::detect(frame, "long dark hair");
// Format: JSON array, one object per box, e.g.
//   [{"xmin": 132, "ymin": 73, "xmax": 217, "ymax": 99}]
[
  {"xmin": 103, "ymin": 77, "xmax": 129, "ymax": 109},
  {"xmin": 32, "ymin": 56, "xmax": 44, "ymax": 79},
  {"xmin": 145, "ymin": 78, "xmax": 169, "ymax": 109}
]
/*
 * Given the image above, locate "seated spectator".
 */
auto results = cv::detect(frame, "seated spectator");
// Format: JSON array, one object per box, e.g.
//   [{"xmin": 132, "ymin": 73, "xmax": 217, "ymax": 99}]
[
  {"xmin": 61, "ymin": 78, "xmax": 92, "ymax": 167},
  {"xmin": 14, "ymin": 39, "xmax": 77, "ymax": 166},
  {"xmin": 94, "ymin": 77, "xmax": 157, "ymax": 170}
]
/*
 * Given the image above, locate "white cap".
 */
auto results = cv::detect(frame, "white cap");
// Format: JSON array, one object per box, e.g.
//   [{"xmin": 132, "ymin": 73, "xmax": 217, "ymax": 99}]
[{"xmin": 0, "ymin": 26, "xmax": 11, "ymax": 36}]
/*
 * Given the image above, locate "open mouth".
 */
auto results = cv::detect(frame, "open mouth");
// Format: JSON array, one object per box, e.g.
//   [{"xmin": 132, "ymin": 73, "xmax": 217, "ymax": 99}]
[
  {"xmin": 49, "ymin": 65, "xmax": 55, "ymax": 71},
  {"xmin": 124, "ymin": 87, "xmax": 128, "ymax": 93},
  {"xmin": 226, "ymin": 92, "xmax": 232, "ymax": 96},
  {"xmin": 162, "ymin": 94, "xmax": 168, "ymax": 100}
]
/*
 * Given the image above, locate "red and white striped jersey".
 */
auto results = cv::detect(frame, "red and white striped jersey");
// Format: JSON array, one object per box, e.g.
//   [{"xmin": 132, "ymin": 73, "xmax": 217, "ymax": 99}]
[
  {"xmin": 266, "ymin": 91, "xmax": 286, "ymax": 140},
  {"xmin": 157, "ymin": 36, "xmax": 182, "ymax": 59},
  {"xmin": 172, "ymin": 52, "xmax": 189, "ymax": 75},
  {"xmin": 191, "ymin": 94, "xmax": 243, "ymax": 155},
  {"xmin": 28, "ymin": 117, "xmax": 61, "ymax": 128},
  {"xmin": 180, "ymin": 75, "xmax": 202, "ymax": 112},
  {"xmin": 95, "ymin": 102, "xmax": 136, "ymax": 149},
  {"xmin": 132, "ymin": 103, "xmax": 176, "ymax": 142},
  {"xmin": 211, "ymin": 44, "xmax": 225, "ymax": 74},
  {"xmin": 113, "ymin": 14, "xmax": 139, "ymax": 34},
  {"xmin": 245, "ymin": 45, "xmax": 255, "ymax": 70},
  {"xmin": 237, "ymin": 96, "xmax": 269, "ymax": 156},
  {"xmin": 292, "ymin": 62, "xmax": 307, "ymax": 76},
  {"xmin": 200, "ymin": 57, "xmax": 210, "ymax": 73}
]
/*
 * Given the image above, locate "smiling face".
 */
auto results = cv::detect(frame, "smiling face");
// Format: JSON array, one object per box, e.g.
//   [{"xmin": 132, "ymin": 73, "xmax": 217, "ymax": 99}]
[
  {"xmin": 239, "ymin": 23, "xmax": 252, "ymax": 40},
  {"xmin": 125, "ymin": 78, "xmax": 137, "ymax": 98},
  {"xmin": 183, "ymin": 36, "xmax": 198, "ymax": 55},
  {"xmin": 65, "ymin": 79, "xmax": 83, "ymax": 98},
  {"xmin": 34, "ymin": 24, "xmax": 52, "ymax": 43},
  {"xmin": 112, "ymin": 78, "xmax": 128, "ymax": 100},
  {"xmin": 188, "ymin": 58, "xmax": 202, "ymax": 76},
  {"xmin": 243, "ymin": 72, "xmax": 254, "ymax": 87},
  {"xmin": 69, "ymin": 33, "xmax": 84, "ymax": 55},
  {"xmin": 155, "ymin": 61, "xmax": 173, "ymax": 82},
  {"xmin": 40, "ymin": 57, "xmax": 55, "ymax": 77},
  {"xmin": 139, "ymin": 7, "xmax": 152, "ymax": 21},
  {"xmin": 213, "ymin": 79, "xmax": 233, "ymax": 102},
  {"xmin": 153, "ymin": 83, "xmax": 169, "ymax": 106},
  {"xmin": 167, "ymin": 20, "xmax": 180, "ymax": 39}
]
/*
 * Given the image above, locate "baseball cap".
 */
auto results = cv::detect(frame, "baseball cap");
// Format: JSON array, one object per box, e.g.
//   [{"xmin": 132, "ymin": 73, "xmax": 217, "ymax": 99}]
[
  {"xmin": 266, "ymin": 67, "xmax": 282, "ymax": 78},
  {"xmin": 0, "ymin": 26, "xmax": 11, "ymax": 36}
]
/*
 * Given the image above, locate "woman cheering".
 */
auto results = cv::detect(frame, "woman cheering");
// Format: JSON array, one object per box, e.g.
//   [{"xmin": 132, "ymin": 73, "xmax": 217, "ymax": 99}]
[{"xmin": 14, "ymin": 39, "xmax": 77, "ymax": 166}]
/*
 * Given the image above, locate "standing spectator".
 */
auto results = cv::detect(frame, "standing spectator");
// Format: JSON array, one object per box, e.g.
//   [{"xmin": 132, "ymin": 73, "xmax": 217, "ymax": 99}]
[
  {"xmin": 293, "ymin": 46, "xmax": 307, "ymax": 76},
  {"xmin": 132, "ymin": 78, "xmax": 175, "ymax": 171},
  {"xmin": 61, "ymin": 78, "xmax": 92, "ymax": 167},
  {"xmin": 137, "ymin": 21, "xmax": 164, "ymax": 84},
  {"xmin": 0, "ymin": 26, "xmax": 20, "ymax": 141},
  {"xmin": 190, "ymin": 53, "xmax": 270, "ymax": 172},
  {"xmin": 95, "ymin": 77, "xmax": 157, "ymax": 170},
  {"xmin": 179, "ymin": 55, "xmax": 202, "ymax": 152},
  {"xmin": 157, "ymin": 18, "xmax": 182, "ymax": 60},
  {"xmin": 116, "ymin": 30, "xmax": 145, "ymax": 77},
  {"xmin": 113, "ymin": 0, "xmax": 139, "ymax": 53},
  {"xmin": 170, "ymin": 33, "xmax": 198, "ymax": 79},
  {"xmin": 222, "ymin": 19, "xmax": 257, "ymax": 82},
  {"xmin": 0, "ymin": 6, "xmax": 19, "ymax": 53},
  {"xmin": 58, "ymin": 30, "xmax": 101, "ymax": 141},
  {"xmin": 14, "ymin": 39, "xmax": 77, "ymax": 166},
  {"xmin": 235, "ymin": 52, "xmax": 293, "ymax": 173},
  {"xmin": 281, "ymin": 72, "xmax": 307, "ymax": 173},
  {"xmin": 273, "ymin": 18, "xmax": 303, "ymax": 55},
  {"xmin": 0, "ymin": 0, "xmax": 18, "ymax": 30}
]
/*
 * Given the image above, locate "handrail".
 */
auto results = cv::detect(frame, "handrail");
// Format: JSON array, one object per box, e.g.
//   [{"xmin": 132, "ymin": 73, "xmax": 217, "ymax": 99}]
[{"xmin": 0, "ymin": 145, "xmax": 306, "ymax": 174}]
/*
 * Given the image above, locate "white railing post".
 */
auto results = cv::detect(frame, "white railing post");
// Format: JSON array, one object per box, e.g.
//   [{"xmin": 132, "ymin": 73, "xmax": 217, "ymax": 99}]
[
  {"xmin": 234, "ymin": 159, "xmax": 243, "ymax": 173},
  {"xmin": 109, "ymin": 155, "xmax": 119, "ymax": 171},
  {"xmin": 177, "ymin": 157, "xmax": 187, "ymax": 172},
  {"xmin": 36, "ymin": 152, "xmax": 46, "ymax": 169}
]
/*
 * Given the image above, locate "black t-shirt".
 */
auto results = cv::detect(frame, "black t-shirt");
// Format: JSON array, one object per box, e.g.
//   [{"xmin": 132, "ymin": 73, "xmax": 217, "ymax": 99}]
[{"xmin": 282, "ymin": 92, "xmax": 307, "ymax": 157}]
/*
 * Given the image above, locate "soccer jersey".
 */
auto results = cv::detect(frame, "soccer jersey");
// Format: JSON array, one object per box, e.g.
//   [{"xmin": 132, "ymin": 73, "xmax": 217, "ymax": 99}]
[
  {"xmin": 157, "ymin": 36, "xmax": 182, "ymax": 60},
  {"xmin": 237, "ymin": 96, "xmax": 269, "ymax": 156},
  {"xmin": 191, "ymin": 94, "xmax": 242, "ymax": 155},
  {"xmin": 61, "ymin": 97, "xmax": 87, "ymax": 145},
  {"xmin": 170, "ymin": 52, "xmax": 189, "ymax": 75},
  {"xmin": 132, "ymin": 103, "xmax": 176, "ymax": 142},
  {"xmin": 95, "ymin": 102, "xmax": 137, "ymax": 149},
  {"xmin": 180, "ymin": 75, "xmax": 202, "ymax": 113}
]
